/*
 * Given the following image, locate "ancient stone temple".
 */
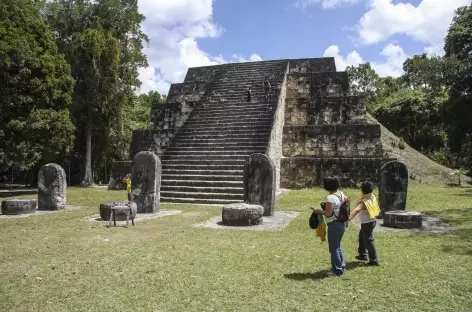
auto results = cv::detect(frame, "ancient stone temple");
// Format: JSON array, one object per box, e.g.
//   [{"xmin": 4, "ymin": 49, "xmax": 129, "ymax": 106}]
[{"xmin": 128, "ymin": 58, "xmax": 389, "ymax": 204}]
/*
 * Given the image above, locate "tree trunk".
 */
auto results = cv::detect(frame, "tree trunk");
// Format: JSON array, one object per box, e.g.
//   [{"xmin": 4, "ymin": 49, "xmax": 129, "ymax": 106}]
[{"xmin": 81, "ymin": 106, "xmax": 94, "ymax": 187}]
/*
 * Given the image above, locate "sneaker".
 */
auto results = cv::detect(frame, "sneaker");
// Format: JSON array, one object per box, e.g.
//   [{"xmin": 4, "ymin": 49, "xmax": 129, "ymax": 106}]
[
  {"xmin": 355, "ymin": 255, "xmax": 368, "ymax": 261},
  {"xmin": 367, "ymin": 261, "xmax": 380, "ymax": 267}
]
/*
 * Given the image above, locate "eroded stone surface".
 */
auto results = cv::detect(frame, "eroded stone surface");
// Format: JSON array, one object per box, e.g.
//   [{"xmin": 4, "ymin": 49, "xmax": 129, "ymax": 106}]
[
  {"xmin": 131, "ymin": 151, "xmax": 161, "ymax": 213},
  {"xmin": 380, "ymin": 161, "xmax": 408, "ymax": 215},
  {"xmin": 38, "ymin": 163, "xmax": 66, "ymax": 210},
  {"xmin": 1, "ymin": 199, "xmax": 37, "ymax": 215},
  {"xmin": 244, "ymin": 154, "xmax": 276, "ymax": 216},
  {"xmin": 384, "ymin": 211, "xmax": 422, "ymax": 229},
  {"xmin": 99, "ymin": 201, "xmax": 137, "ymax": 221},
  {"xmin": 222, "ymin": 203, "xmax": 264, "ymax": 226}
]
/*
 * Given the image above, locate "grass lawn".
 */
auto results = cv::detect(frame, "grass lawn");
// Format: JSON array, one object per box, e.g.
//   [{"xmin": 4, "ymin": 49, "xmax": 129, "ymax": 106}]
[{"xmin": 0, "ymin": 184, "xmax": 471, "ymax": 312}]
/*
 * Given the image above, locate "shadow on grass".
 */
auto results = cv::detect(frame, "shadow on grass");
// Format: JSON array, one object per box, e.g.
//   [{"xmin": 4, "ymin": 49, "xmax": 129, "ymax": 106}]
[
  {"xmin": 284, "ymin": 262, "xmax": 363, "ymax": 281},
  {"xmin": 418, "ymin": 208, "xmax": 472, "ymax": 256}
]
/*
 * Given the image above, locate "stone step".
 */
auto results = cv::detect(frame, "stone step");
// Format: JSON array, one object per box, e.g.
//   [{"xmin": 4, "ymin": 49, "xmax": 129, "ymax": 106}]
[
  {"xmin": 166, "ymin": 145, "xmax": 266, "ymax": 151},
  {"xmin": 161, "ymin": 191, "xmax": 244, "ymax": 200},
  {"xmin": 194, "ymin": 113, "xmax": 274, "ymax": 120},
  {"xmin": 186, "ymin": 115, "xmax": 273, "ymax": 123},
  {"xmin": 161, "ymin": 180, "xmax": 244, "ymax": 187},
  {"xmin": 162, "ymin": 154, "xmax": 250, "ymax": 160},
  {"xmin": 162, "ymin": 174, "xmax": 242, "ymax": 182},
  {"xmin": 199, "ymin": 101, "xmax": 276, "ymax": 107},
  {"xmin": 160, "ymin": 185, "xmax": 243, "ymax": 194},
  {"xmin": 196, "ymin": 107, "xmax": 275, "ymax": 115},
  {"xmin": 161, "ymin": 159, "xmax": 245, "ymax": 165},
  {"xmin": 171, "ymin": 138, "xmax": 268, "ymax": 145},
  {"xmin": 160, "ymin": 197, "xmax": 242, "ymax": 205},
  {"xmin": 182, "ymin": 120, "xmax": 273, "ymax": 128},
  {"xmin": 177, "ymin": 127, "xmax": 272, "ymax": 134},
  {"xmin": 162, "ymin": 169, "xmax": 243, "ymax": 175},
  {"xmin": 173, "ymin": 132, "xmax": 270, "ymax": 139},
  {"xmin": 165, "ymin": 149, "xmax": 263, "ymax": 156}
]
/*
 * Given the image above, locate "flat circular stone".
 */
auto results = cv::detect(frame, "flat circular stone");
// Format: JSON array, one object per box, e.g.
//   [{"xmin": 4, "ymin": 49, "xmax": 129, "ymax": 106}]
[
  {"xmin": 222, "ymin": 203, "xmax": 264, "ymax": 226},
  {"xmin": 99, "ymin": 201, "xmax": 137, "ymax": 221},
  {"xmin": 1, "ymin": 199, "xmax": 37, "ymax": 215},
  {"xmin": 384, "ymin": 211, "xmax": 423, "ymax": 229}
]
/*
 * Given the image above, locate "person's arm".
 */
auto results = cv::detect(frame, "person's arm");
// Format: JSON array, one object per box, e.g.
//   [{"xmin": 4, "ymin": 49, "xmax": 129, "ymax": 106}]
[
  {"xmin": 349, "ymin": 202, "xmax": 366, "ymax": 221},
  {"xmin": 312, "ymin": 198, "xmax": 334, "ymax": 217}
]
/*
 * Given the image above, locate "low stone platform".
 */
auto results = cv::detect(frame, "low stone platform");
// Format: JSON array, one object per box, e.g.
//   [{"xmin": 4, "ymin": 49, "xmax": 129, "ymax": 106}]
[
  {"xmin": 0, "ymin": 205, "xmax": 83, "ymax": 219},
  {"xmin": 99, "ymin": 201, "xmax": 137, "ymax": 221},
  {"xmin": 87, "ymin": 209, "xmax": 182, "ymax": 224},
  {"xmin": 384, "ymin": 211, "xmax": 422, "ymax": 229},
  {"xmin": 1, "ymin": 199, "xmax": 37, "ymax": 215},
  {"xmin": 222, "ymin": 203, "xmax": 264, "ymax": 226},
  {"xmin": 193, "ymin": 211, "xmax": 299, "ymax": 231}
]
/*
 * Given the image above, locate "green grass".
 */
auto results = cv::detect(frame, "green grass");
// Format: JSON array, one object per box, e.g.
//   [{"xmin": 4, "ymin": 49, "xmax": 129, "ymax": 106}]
[{"xmin": 0, "ymin": 185, "xmax": 471, "ymax": 312}]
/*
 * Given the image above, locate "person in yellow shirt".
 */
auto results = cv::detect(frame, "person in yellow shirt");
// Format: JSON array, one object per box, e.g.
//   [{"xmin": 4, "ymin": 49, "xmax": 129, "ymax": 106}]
[
  {"xmin": 349, "ymin": 181, "xmax": 380, "ymax": 267},
  {"xmin": 123, "ymin": 174, "xmax": 132, "ymax": 201}
]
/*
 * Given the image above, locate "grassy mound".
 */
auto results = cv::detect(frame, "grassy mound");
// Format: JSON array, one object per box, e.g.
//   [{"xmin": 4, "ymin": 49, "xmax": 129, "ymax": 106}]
[{"xmin": 367, "ymin": 113, "xmax": 468, "ymax": 185}]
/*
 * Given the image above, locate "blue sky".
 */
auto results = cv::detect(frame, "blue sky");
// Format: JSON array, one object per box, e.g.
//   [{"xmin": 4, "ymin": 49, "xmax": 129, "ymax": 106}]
[{"xmin": 137, "ymin": 0, "xmax": 470, "ymax": 95}]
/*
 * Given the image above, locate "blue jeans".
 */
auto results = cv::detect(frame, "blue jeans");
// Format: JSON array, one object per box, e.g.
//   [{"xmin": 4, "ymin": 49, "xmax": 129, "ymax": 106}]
[{"xmin": 327, "ymin": 221, "xmax": 346, "ymax": 275}]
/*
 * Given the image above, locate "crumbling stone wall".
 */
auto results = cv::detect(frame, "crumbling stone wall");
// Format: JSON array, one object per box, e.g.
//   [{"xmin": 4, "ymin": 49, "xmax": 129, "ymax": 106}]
[
  {"xmin": 150, "ymin": 102, "xmax": 197, "ymax": 130},
  {"xmin": 283, "ymin": 125, "xmax": 383, "ymax": 157},
  {"xmin": 266, "ymin": 62, "xmax": 289, "ymax": 191},
  {"xmin": 289, "ymin": 58, "xmax": 337, "ymax": 74},
  {"xmin": 130, "ymin": 130, "xmax": 174, "ymax": 158}
]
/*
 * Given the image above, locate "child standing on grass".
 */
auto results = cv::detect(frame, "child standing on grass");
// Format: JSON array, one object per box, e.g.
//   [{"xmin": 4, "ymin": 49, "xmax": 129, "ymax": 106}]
[
  {"xmin": 349, "ymin": 181, "xmax": 380, "ymax": 266},
  {"xmin": 123, "ymin": 174, "xmax": 132, "ymax": 201}
]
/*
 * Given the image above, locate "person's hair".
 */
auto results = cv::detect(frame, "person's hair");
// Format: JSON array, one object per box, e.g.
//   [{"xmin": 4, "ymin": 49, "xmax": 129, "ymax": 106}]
[
  {"xmin": 360, "ymin": 181, "xmax": 374, "ymax": 194},
  {"xmin": 323, "ymin": 177, "xmax": 339, "ymax": 192}
]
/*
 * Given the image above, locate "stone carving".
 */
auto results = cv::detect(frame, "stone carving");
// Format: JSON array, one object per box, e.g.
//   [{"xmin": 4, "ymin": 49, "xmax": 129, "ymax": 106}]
[
  {"xmin": 131, "ymin": 151, "xmax": 161, "ymax": 213},
  {"xmin": 379, "ymin": 161, "xmax": 408, "ymax": 216},
  {"xmin": 38, "ymin": 163, "xmax": 66, "ymax": 210},
  {"xmin": 222, "ymin": 203, "xmax": 264, "ymax": 226},
  {"xmin": 100, "ymin": 201, "xmax": 137, "ymax": 221},
  {"xmin": 1, "ymin": 199, "xmax": 37, "ymax": 215},
  {"xmin": 384, "ymin": 211, "xmax": 422, "ymax": 229},
  {"xmin": 244, "ymin": 153, "xmax": 276, "ymax": 216}
]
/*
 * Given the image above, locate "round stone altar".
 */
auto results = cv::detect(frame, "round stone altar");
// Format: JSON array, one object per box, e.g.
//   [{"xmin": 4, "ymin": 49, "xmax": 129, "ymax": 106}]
[
  {"xmin": 384, "ymin": 211, "xmax": 423, "ymax": 229},
  {"xmin": 222, "ymin": 203, "xmax": 264, "ymax": 226},
  {"xmin": 1, "ymin": 199, "xmax": 37, "ymax": 215},
  {"xmin": 100, "ymin": 201, "xmax": 137, "ymax": 221}
]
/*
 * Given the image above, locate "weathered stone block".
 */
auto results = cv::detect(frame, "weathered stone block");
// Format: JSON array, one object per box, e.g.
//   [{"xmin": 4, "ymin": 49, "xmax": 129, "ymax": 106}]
[
  {"xmin": 1, "ymin": 199, "xmax": 37, "ymax": 215},
  {"xmin": 222, "ymin": 203, "xmax": 264, "ymax": 226},
  {"xmin": 244, "ymin": 154, "xmax": 276, "ymax": 216},
  {"xmin": 379, "ymin": 161, "xmax": 408, "ymax": 215},
  {"xmin": 99, "ymin": 201, "xmax": 137, "ymax": 221},
  {"xmin": 384, "ymin": 211, "xmax": 422, "ymax": 229},
  {"xmin": 108, "ymin": 161, "xmax": 132, "ymax": 190},
  {"xmin": 131, "ymin": 151, "xmax": 161, "ymax": 213},
  {"xmin": 130, "ymin": 130, "xmax": 174, "ymax": 157},
  {"xmin": 38, "ymin": 163, "xmax": 66, "ymax": 211},
  {"xmin": 288, "ymin": 58, "xmax": 336, "ymax": 74},
  {"xmin": 150, "ymin": 102, "xmax": 196, "ymax": 130}
]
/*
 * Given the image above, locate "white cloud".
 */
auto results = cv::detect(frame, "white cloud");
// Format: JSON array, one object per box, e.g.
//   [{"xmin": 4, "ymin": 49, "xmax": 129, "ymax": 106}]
[
  {"xmin": 323, "ymin": 43, "xmax": 408, "ymax": 77},
  {"xmin": 323, "ymin": 45, "xmax": 364, "ymax": 71},
  {"xmin": 295, "ymin": 0, "xmax": 361, "ymax": 9},
  {"xmin": 357, "ymin": 0, "xmax": 470, "ymax": 54},
  {"xmin": 137, "ymin": 0, "xmax": 263, "ymax": 95}
]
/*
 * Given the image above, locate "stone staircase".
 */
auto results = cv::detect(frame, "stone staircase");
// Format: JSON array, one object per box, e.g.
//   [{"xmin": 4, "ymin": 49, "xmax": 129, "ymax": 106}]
[{"xmin": 160, "ymin": 61, "xmax": 288, "ymax": 204}]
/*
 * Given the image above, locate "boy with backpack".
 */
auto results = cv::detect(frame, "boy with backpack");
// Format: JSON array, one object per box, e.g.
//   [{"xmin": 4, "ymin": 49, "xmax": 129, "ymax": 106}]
[
  {"xmin": 312, "ymin": 177, "xmax": 350, "ymax": 276},
  {"xmin": 349, "ymin": 181, "xmax": 380, "ymax": 266}
]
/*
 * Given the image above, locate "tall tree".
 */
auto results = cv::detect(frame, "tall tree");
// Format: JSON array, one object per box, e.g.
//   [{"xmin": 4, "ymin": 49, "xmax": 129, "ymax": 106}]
[
  {"xmin": 346, "ymin": 63, "xmax": 380, "ymax": 97},
  {"xmin": 0, "ymin": 0, "xmax": 75, "ymax": 179},
  {"xmin": 41, "ymin": 0, "xmax": 148, "ymax": 186}
]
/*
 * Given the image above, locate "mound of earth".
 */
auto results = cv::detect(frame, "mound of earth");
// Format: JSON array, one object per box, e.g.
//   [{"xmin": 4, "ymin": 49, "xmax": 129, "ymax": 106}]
[{"xmin": 367, "ymin": 113, "xmax": 469, "ymax": 185}]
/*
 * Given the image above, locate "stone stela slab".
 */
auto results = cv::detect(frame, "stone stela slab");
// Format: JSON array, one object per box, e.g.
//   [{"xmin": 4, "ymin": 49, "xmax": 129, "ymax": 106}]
[
  {"xmin": 38, "ymin": 163, "xmax": 67, "ymax": 210},
  {"xmin": 1, "ymin": 199, "xmax": 37, "ymax": 215},
  {"xmin": 131, "ymin": 151, "xmax": 162, "ymax": 214},
  {"xmin": 379, "ymin": 161, "xmax": 408, "ymax": 216},
  {"xmin": 244, "ymin": 154, "xmax": 276, "ymax": 216}
]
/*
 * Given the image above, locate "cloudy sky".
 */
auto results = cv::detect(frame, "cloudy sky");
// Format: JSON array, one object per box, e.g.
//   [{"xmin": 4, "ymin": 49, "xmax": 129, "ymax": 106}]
[{"xmin": 137, "ymin": 0, "xmax": 470, "ymax": 95}]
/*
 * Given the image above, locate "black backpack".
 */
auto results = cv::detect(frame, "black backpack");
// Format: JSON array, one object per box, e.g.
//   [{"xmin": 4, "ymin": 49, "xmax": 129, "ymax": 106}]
[
  {"xmin": 309, "ymin": 210, "xmax": 321, "ymax": 229},
  {"xmin": 334, "ymin": 193, "xmax": 350, "ymax": 223}
]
